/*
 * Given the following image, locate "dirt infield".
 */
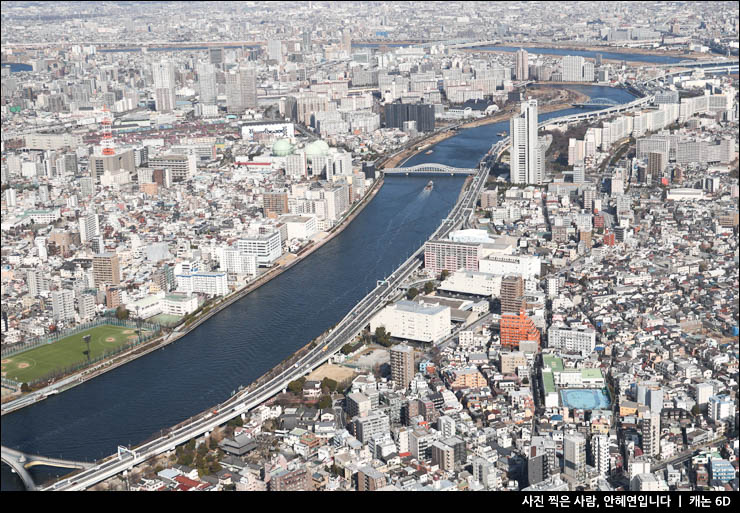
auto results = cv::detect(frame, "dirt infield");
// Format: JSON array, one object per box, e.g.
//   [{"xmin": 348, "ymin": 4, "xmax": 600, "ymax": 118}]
[
  {"xmin": 127, "ymin": 335, "xmax": 138, "ymax": 340},
  {"xmin": 307, "ymin": 364, "xmax": 357, "ymax": 384},
  {"xmin": 1, "ymin": 359, "xmax": 10, "ymax": 364},
  {"xmin": 105, "ymin": 337, "xmax": 116, "ymax": 342},
  {"xmin": 122, "ymin": 330, "xmax": 134, "ymax": 334},
  {"xmin": 17, "ymin": 362, "xmax": 30, "ymax": 369}
]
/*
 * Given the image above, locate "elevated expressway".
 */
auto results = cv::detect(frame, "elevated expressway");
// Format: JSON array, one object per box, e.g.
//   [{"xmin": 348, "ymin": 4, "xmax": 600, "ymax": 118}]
[
  {"xmin": 40, "ymin": 159, "xmax": 492, "ymax": 491},
  {"xmin": 32, "ymin": 77, "xmax": 692, "ymax": 491}
]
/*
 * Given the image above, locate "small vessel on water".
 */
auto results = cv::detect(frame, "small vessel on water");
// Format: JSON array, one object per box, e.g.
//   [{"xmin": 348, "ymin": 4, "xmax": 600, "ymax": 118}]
[
  {"xmin": 497, "ymin": 131, "xmax": 507, "ymax": 136},
  {"xmin": 425, "ymin": 150, "xmax": 434, "ymax": 154},
  {"xmin": 424, "ymin": 180, "xmax": 434, "ymax": 191}
]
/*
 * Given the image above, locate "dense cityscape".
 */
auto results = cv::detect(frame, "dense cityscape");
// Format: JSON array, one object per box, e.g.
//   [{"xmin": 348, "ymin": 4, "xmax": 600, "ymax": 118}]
[{"xmin": 0, "ymin": 1, "xmax": 738, "ymax": 496}]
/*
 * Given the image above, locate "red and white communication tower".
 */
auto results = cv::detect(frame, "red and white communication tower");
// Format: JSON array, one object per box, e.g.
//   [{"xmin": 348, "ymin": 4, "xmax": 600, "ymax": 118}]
[{"xmin": 101, "ymin": 105, "xmax": 115, "ymax": 156}]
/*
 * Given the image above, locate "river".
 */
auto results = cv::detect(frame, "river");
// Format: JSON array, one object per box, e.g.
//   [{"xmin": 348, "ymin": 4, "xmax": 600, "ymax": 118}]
[
  {"xmin": 474, "ymin": 45, "xmax": 693, "ymax": 64},
  {"xmin": 353, "ymin": 43, "xmax": 693, "ymax": 65},
  {"xmin": 0, "ymin": 84, "xmax": 636, "ymax": 490}
]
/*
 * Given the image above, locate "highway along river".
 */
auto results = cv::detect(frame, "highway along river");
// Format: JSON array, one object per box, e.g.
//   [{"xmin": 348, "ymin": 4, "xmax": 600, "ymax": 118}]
[{"xmin": 1, "ymin": 84, "xmax": 635, "ymax": 490}]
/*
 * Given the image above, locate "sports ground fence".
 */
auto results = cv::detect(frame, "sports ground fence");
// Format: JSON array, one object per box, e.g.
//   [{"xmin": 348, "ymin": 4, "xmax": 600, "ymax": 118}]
[{"xmin": 1, "ymin": 317, "xmax": 161, "ymax": 388}]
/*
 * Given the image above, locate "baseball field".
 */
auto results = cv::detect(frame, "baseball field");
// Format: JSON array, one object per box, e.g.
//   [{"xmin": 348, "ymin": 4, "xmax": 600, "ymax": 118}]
[{"xmin": 1, "ymin": 324, "xmax": 150, "ymax": 384}]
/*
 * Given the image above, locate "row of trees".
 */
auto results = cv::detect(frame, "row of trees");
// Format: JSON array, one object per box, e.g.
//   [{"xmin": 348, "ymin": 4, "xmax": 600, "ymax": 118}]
[
  {"xmin": 174, "ymin": 438, "xmax": 223, "ymax": 477},
  {"xmin": 405, "ymin": 281, "xmax": 437, "ymax": 301}
]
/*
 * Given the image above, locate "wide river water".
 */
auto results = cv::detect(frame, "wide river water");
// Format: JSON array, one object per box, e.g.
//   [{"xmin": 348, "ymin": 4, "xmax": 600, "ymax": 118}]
[{"xmin": 0, "ymin": 84, "xmax": 636, "ymax": 490}]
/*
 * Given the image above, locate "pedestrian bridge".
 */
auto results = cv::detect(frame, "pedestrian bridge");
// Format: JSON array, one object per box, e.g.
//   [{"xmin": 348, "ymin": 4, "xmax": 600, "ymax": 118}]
[
  {"xmin": 1, "ymin": 445, "xmax": 94, "ymax": 491},
  {"xmin": 383, "ymin": 163, "xmax": 476, "ymax": 175}
]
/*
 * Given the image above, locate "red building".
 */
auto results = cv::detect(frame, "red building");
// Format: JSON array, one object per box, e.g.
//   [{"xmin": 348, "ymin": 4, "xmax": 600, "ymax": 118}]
[
  {"xmin": 604, "ymin": 230, "xmax": 616, "ymax": 247},
  {"xmin": 500, "ymin": 310, "xmax": 540, "ymax": 350}
]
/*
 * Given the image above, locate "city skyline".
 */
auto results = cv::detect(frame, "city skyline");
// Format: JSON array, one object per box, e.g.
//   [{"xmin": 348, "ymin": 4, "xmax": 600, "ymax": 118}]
[{"xmin": 1, "ymin": 0, "xmax": 738, "ymax": 496}]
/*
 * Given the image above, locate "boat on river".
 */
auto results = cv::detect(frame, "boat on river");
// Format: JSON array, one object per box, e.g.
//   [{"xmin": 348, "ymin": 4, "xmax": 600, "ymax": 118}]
[{"xmin": 424, "ymin": 180, "xmax": 434, "ymax": 191}]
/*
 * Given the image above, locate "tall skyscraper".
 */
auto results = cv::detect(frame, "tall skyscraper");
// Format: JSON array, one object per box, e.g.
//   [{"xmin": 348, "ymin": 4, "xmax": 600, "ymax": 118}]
[
  {"xmin": 342, "ymin": 28, "xmax": 352, "ymax": 54},
  {"xmin": 208, "ymin": 47, "xmax": 223, "ymax": 68},
  {"xmin": 516, "ymin": 49, "xmax": 529, "ymax": 80},
  {"xmin": 51, "ymin": 289, "xmax": 75, "ymax": 322},
  {"xmin": 225, "ymin": 65, "xmax": 257, "ymax": 114},
  {"xmin": 390, "ymin": 344, "xmax": 414, "ymax": 391},
  {"xmin": 79, "ymin": 212, "xmax": 100, "ymax": 244},
  {"xmin": 93, "ymin": 252, "xmax": 121, "ymax": 288},
  {"xmin": 510, "ymin": 99, "xmax": 542, "ymax": 184},
  {"xmin": 152, "ymin": 60, "xmax": 176, "ymax": 112},
  {"xmin": 564, "ymin": 433, "xmax": 587, "ymax": 483},
  {"xmin": 500, "ymin": 274, "xmax": 524, "ymax": 314},
  {"xmin": 591, "ymin": 434, "xmax": 610, "ymax": 477},
  {"xmin": 267, "ymin": 39, "xmax": 283, "ymax": 63},
  {"xmin": 302, "ymin": 29, "xmax": 312, "ymax": 53},
  {"xmin": 197, "ymin": 62, "xmax": 217, "ymax": 105},
  {"xmin": 562, "ymin": 55, "xmax": 585, "ymax": 82},
  {"xmin": 528, "ymin": 436, "xmax": 559, "ymax": 486},
  {"xmin": 641, "ymin": 413, "xmax": 661, "ymax": 458},
  {"xmin": 384, "ymin": 103, "xmax": 435, "ymax": 133}
]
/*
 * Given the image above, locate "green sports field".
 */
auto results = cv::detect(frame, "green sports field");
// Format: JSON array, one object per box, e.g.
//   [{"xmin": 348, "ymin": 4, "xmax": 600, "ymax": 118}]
[{"xmin": 1, "ymin": 324, "xmax": 151, "ymax": 384}]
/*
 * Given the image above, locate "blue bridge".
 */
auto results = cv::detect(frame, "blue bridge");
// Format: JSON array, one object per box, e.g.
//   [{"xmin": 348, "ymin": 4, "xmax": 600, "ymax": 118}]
[
  {"xmin": 572, "ymin": 97, "xmax": 621, "ymax": 109},
  {"xmin": 383, "ymin": 163, "xmax": 477, "ymax": 175}
]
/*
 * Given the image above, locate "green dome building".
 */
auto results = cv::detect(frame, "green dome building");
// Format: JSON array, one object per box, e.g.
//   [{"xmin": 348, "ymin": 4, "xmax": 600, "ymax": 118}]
[
  {"xmin": 271, "ymin": 139, "xmax": 294, "ymax": 157},
  {"xmin": 304, "ymin": 140, "xmax": 329, "ymax": 162}
]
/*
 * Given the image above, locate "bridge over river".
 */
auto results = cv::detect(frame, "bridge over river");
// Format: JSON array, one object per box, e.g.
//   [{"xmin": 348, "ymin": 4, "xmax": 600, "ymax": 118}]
[
  {"xmin": 1, "ymin": 446, "xmax": 93, "ymax": 491},
  {"xmin": 383, "ymin": 163, "xmax": 476, "ymax": 175}
]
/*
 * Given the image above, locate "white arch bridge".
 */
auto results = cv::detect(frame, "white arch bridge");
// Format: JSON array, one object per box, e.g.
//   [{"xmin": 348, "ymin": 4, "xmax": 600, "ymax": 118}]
[
  {"xmin": 383, "ymin": 163, "xmax": 477, "ymax": 175},
  {"xmin": 1, "ymin": 445, "xmax": 95, "ymax": 490}
]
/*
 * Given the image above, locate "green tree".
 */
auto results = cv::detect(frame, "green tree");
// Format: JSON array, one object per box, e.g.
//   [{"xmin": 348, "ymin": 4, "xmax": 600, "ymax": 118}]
[
  {"xmin": 115, "ymin": 306, "xmax": 130, "ymax": 320},
  {"xmin": 341, "ymin": 343, "xmax": 354, "ymax": 355},
  {"xmin": 321, "ymin": 377, "xmax": 338, "ymax": 392},
  {"xmin": 20, "ymin": 382, "xmax": 30, "ymax": 393},
  {"xmin": 318, "ymin": 395, "xmax": 332, "ymax": 409},
  {"xmin": 423, "ymin": 281, "xmax": 435, "ymax": 294},
  {"xmin": 406, "ymin": 287, "xmax": 419, "ymax": 300},
  {"xmin": 227, "ymin": 416, "xmax": 244, "ymax": 427},
  {"xmin": 288, "ymin": 377, "xmax": 306, "ymax": 395},
  {"xmin": 439, "ymin": 270, "xmax": 450, "ymax": 281},
  {"xmin": 375, "ymin": 326, "xmax": 392, "ymax": 347}
]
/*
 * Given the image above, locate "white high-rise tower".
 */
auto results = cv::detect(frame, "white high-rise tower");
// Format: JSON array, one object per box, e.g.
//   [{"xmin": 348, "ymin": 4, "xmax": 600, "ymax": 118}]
[
  {"xmin": 516, "ymin": 49, "xmax": 529, "ymax": 80},
  {"xmin": 152, "ymin": 60, "xmax": 176, "ymax": 112},
  {"xmin": 197, "ymin": 62, "xmax": 217, "ymax": 105},
  {"xmin": 510, "ymin": 99, "xmax": 542, "ymax": 184}
]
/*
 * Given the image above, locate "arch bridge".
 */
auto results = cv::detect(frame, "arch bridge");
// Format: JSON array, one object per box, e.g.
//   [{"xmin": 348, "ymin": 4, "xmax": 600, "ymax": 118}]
[
  {"xmin": 1, "ymin": 445, "xmax": 94, "ymax": 491},
  {"xmin": 383, "ymin": 163, "xmax": 476, "ymax": 176},
  {"xmin": 573, "ymin": 97, "xmax": 621, "ymax": 108}
]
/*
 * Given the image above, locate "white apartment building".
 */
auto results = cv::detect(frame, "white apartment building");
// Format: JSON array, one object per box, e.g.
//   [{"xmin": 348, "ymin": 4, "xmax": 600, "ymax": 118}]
[
  {"xmin": 561, "ymin": 55, "xmax": 585, "ymax": 82},
  {"xmin": 438, "ymin": 271, "xmax": 502, "ymax": 297},
  {"xmin": 478, "ymin": 254, "xmax": 541, "ymax": 280},
  {"xmin": 370, "ymin": 300, "xmax": 451, "ymax": 343},
  {"xmin": 220, "ymin": 248, "xmax": 258, "ymax": 276},
  {"xmin": 510, "ymin": 99, "xmax": 543, "ymax": 185},
  {"xmin": 152, "ymin": 60, "xmax": 176, "ymax": 113},
  {"xmin": 162, "ymin": 293, "xmax": 199, "ymax": 316},
  {"xmin": 51, "ymin": 289, "xmax": 75, "ymax": 322},
  {"xmin": 235, "ymin": 231, "xmax": 282, "ymax": 266},
  {"xmin": 176, "ymin": 272, "xmax": 228, "ymax": 296},
  {"xmin": 78, "ymin": 212, "xmax": 100, "ymax": 243},
  {"xmin": 278, "ymin": 214, "xmax": 318, "ymax": 240},
  {"xmin": 547, "ymin": 326, "xmax": 597, "ymax": 354}
]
